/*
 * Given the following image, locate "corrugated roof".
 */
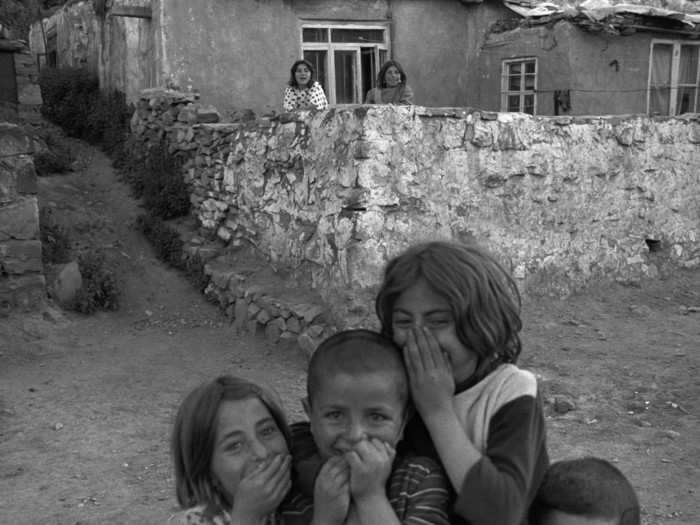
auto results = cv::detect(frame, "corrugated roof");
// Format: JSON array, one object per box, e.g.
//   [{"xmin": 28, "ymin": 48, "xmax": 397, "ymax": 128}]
[{"xmin": 504, "ymin": 0, "xmax": 700, "ymax": 27}]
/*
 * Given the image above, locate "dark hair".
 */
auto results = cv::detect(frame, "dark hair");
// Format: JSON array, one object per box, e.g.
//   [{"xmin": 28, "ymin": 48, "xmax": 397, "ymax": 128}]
[
  {"xmin": 288, "ymin": 59, "xmax": 316, "ymax": 88},
  {"xmin": 307, "ymin": 329, "xmax": 408, "ymax": 409},
  {"xmin": 375, "ymin": 241, "xmax": 522, "ymax": 381},
  {"xmin": 529, "ymin": 457, "xmax": 640, "ymax": 525},
  {"xmin": 377, "ymin": 60, "xmax": 407, "ymax": 88},
  {"xmin": 171, "ymin": 375, "xmax": 291, "ymax": 516}
]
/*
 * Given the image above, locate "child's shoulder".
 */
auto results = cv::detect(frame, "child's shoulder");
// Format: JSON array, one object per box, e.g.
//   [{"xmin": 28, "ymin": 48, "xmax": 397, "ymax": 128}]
[
  {"xmin": 470, "ymin": 363, "xmax": 538, "ymax": 408},
  {"xmin": 168, "ymin": 505, "xmax": 230, "ymax": 525}
]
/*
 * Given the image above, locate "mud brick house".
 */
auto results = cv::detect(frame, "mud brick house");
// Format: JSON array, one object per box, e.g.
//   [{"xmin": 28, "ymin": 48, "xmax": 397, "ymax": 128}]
[
  {"xmin": 473, "ymin": 0, "xmax": 700, "ymax": 116},
  {"xmin": 30, "ymin": 0, "xmax": 700, "ymax": 116},
  {"xmin": 30, "ymin": 0, "xmax": 519, "ymax": 113}
]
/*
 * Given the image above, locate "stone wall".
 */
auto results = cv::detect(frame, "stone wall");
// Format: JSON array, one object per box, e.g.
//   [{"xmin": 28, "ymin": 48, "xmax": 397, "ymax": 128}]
[
  {"xmin": 130, "ymin": 89, "xmax": 700, "ymax": 338},
  {"xmin": 0, "ymin": 123, "xmax": 44, "ymax": 312},
  {"xmin": 0, "ymin": 35, "xmax": 43, "ymax": 120}
]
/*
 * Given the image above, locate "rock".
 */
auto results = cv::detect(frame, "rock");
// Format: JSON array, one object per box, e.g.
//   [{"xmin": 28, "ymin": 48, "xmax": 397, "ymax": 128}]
[
  {"xmin": 52, "ymin": 261, "xmax": 82, "ymax": 305},
  {"xmin": 553, "ymin": 395, "xmax": 577, "ymax": 414},
  {"xmin": 663, "ymin": 430, "xmax": 680, "ymax": 439},
  {"xmin": 264, "ymin": 317, "xmax": 285, "ymax": 343},
  {"xmin": 232, "ymin": 298, "xmax": 249, "ymax": 333},
  {"xmin": 285, "ymin": 316, "xmax": 301, "ymax": 334}
]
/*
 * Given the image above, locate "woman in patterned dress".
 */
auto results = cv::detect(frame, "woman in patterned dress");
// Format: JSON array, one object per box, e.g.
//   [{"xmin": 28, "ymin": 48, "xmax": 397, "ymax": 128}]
[{"xmin": 283, "ymin": 59, "xmax": 328, "ymax": 112}]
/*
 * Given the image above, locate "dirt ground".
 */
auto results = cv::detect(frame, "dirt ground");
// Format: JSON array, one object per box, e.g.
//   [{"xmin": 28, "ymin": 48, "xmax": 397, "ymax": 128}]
[{"xmin": 0, "ymin": 136, "xmax": 698, "ymax": 525}]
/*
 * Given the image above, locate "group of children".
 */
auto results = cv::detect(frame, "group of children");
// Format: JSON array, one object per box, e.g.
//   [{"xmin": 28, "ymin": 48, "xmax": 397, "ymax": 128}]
[{"xmin": 168, "ymin": 241, "xmax": 641, "ymax": 525}]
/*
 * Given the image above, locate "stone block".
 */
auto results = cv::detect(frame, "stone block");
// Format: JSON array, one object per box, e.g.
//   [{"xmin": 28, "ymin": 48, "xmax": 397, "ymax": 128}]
[
  {"xmin": 51, "ymin": 261, "xmax": 82, "ymax": 306},
  {"xmin": 285, "ymin": 315, "xmax": 301, "ymax": 334},
  {"xmin": 0, "ymin": 197, "xmax": 39, "ymax": 241},
  {"xmin": 0, "ymin": 240, "xmax": 42, "ymax": 274},
  {"xmin": 264, "ymin": 317, "xmax": 285, "ymax": 343},
  {"xmin": 0, "ymin": 273, "xmax": 46, "ymax": 311}
]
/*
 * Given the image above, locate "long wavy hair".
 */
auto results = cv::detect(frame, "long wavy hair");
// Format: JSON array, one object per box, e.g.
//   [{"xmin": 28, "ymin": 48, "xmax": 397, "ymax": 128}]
[
  {"xmin": 375, "ymin": 240, "xmax": 522, "ymax": 382},
  {"xmin": 288, "ymin": 59, "xmax": 316, "ymax": 89},
  {"xmin": 171, "ymin": 375, "xmax": 291, "ymax": 517},
  {"xmin": 377, "ymin": 60, "xmax": 407, "ymax": 88}
]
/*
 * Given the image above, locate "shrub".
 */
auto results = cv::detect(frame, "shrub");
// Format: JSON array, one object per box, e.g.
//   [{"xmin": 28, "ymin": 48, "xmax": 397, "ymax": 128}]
[
  {"xmin": 39, "ymin": 207, "xmax": 71, "ymax": 264},
  {"xmin": 39, "ymin": 67, "xmax": 98, "ymax": 139},
  {"xmin": 38, "ymin": 67, "xmax": 132, "ymax": 155},
  {"xmin": 73, "ymin": 248, "xmax": 120, "ymax": 314},
  {"xmin": 123, "ymin": 142, "xmax": 190, "ymax": 219},
  {"xmin": 135, "ymin": 213, "xmax": 185, "ymax": 268}
]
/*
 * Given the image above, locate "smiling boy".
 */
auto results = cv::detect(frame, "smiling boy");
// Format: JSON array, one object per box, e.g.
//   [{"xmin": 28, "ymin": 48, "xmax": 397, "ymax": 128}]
[{"xmin": 291, "ymin": 329, "xmax": 450, "ymax": 525}]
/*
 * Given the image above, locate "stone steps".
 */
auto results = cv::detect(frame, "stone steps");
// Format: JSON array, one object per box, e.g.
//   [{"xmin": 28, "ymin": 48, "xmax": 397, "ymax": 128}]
[{"xmin": 176, "ymin": 221, "xmax": 336, "ymax": 358}]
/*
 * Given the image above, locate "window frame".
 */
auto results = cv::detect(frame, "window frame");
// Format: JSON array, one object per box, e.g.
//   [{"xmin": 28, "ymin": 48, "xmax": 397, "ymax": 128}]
[
  {"xmin": 647, "ymin": 39, "xmax": 700, "ymax": 116},
  {"xmin": 300, "ymin": 22, "xmax": 391, "ymax": 105},
  {"xmin": 500, "ymin": 57, "xmax": 538, "ymax": 115}
]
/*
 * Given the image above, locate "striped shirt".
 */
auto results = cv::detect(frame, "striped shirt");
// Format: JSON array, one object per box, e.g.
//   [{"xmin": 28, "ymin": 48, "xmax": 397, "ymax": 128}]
[
  {"xmin": 290, "ymin": 422, "xmax": 451, "ymax": 525},
  {"xmin": 167, "ymin": 491, "xmax": 313, "ymax": 525}
]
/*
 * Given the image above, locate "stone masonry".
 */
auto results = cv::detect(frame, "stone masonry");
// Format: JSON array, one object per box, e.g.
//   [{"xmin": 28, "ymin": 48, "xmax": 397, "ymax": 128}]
[
  {"xmin": 0, "ymin": 123, "xmax": 45, "ymax": 312},
  {"xmin": 130, "ymin": 88, "xmax": 700, "ymax": 350}
]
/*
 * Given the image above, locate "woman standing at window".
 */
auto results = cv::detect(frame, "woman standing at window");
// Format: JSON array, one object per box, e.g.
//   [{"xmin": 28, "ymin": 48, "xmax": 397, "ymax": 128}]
[
  {"xmin": 365, "ymin": 60, "xmax": 414, "ymax": 105},
  {"xmin": 283, "ymin": 59, "xmax": 328, "ymax": 112}
]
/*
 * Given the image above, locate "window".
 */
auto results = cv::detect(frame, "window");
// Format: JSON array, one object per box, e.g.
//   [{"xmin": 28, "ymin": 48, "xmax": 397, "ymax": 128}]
[
  {"xmin": 648, "ymin": 40, "xmax": 700, "ymax": 115},
  {"xmin": 301, "ymin": 24, "xmax": 389, "ymax": 104},
  {"xmin": 501, "ymin": 58, "xmax": 537, "ymax": 115}
]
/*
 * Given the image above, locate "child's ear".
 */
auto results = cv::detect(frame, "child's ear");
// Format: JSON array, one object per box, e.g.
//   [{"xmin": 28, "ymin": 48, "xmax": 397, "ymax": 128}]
[{"xmin": 302, "ymin": 396, "xmax": 311, "ymax": 417}]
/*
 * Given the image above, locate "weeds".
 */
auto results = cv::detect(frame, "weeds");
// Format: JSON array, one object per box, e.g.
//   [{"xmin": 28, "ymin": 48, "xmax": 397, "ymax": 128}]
[
  {"xmin": 39, "ymin": 207, "xmax": 71, "ymax": 264},
  {"xmin": 73, "ymin": 248, "xmax": 120, "ymax": 314}
]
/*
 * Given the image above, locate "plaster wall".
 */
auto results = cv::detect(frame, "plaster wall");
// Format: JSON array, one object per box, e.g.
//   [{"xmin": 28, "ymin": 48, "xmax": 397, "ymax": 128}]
[
  {"xmin": 29, "ymin": 1, "xmax": 100, "ymax": 75},
  {"xmin": 476, "ymin": 21, "xmax": 674, "ymax": 116},
  {"xmin": 99, "ymin": 11, "xmax": 153, "ymax": 101},
  {"xmin": 391, "ymin": 0, "xmax": 514, "ymax": 107},
  {"xmin": 131, "ymin": 90, "xmax": 700, "ymax": 328}
]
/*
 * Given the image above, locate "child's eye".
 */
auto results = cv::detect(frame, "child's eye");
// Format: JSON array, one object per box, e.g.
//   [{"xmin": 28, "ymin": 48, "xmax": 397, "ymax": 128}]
[
  {"xmin": 427, "ymin": 319, "xmax": 450, "ymax": 328},
  {"xmin": 324, "ymin": 411, "xmax": 342, "ymax": 420},
  {"xmin": 226, "ymin": 441, "xmax": 244, "ymax": 453},
  {"xmin": 392, "ymin": 318, "xmax": 412, "ymax": 328},
  {"xmin": 369, "ymin": 413, "xmax": 389, "ymax": 422},
  {"xmin": 260, "ymin": 425, "xmax": 279, "ymax": 438}
]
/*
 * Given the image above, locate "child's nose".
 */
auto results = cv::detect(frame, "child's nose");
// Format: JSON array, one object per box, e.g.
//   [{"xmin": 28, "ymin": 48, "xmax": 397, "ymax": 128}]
[
  {"xmin": 345, "ymin": 421, "xmax": 368, "ymax": 443},
  {"xmin": 250, "ymin": 439, "xmax": 272, "ymax": 461}
]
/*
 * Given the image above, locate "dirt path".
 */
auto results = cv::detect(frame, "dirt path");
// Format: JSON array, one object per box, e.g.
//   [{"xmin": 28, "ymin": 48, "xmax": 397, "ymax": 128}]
[{"xmin": 1, "ymin": 140, "xmax": 698, "ymax": 524}]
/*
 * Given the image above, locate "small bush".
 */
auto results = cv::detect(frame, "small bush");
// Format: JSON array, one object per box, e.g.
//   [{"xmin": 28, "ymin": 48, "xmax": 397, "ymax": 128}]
[
  {"xmin": 39, "ymin": 67, "xmax": 132, "ymax": 155},
  {"xmin": 39, "ymin": 67, "xmax": 98, "ymax": 139},
  {"xmin": 122, "ymin": 142, "xmax": 190, "ymax": 219},
  {"xmin": 73, "ymin": 248, "xmax": 120, "ymax": 314},
  {"xmin": 39, "ymin": 207, "xmax": 71, "ymax": 264},
  {"xmin": 135, "ymin": 213, "xmax": 185, "ymax": 268},
  {"xmin": 184, "ymin": 253, "xmax": 209, "ymax": 293}
]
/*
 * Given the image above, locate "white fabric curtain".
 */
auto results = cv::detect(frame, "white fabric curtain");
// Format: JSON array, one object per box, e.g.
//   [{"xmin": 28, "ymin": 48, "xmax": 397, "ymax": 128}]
[{"xmin": 649, "ymin": 43, "xmax": 672, "ymax": 115}]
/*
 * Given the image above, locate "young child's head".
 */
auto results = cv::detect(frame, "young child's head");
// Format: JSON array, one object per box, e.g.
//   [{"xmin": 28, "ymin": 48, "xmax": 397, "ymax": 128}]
[
  {"xmin": 288, "ymin": 59, "xmax": 316, "ymax": 89},
  {"xmin": 304, "ymin": 329, "xmax": 409, "ymax": 460},
  {"xmin": 529, "ymin": 457, "xmax": 640, "ymax": 525},
  {"xmin": 375, "ymin": 240, "xmax": 522, "ymax": 385},
  {"xmin": 172, "ymin": 375, "xmax": 291, "ymax": 514}
]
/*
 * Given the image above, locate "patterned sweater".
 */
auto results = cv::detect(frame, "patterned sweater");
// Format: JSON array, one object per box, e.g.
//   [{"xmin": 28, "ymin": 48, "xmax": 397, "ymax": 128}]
[{"xmin": 282, "ymin": 82, "xmax": 328, "ymax": 112}]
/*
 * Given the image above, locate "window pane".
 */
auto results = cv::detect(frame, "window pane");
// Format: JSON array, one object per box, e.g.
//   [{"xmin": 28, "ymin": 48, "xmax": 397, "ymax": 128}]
[
  {"xmin": 508, "ymin": 75, "xmax": 521, "ymax": 91},
  {"xmin": 650, "ymin": 43, "xmax": 673, "ymax": 86},
  {"xmin": 303, "ymin": 50, "xmax": 327, "ymax": 92},
  {"xmin": 679, "ymin": 45, "xmax": 699, "ymax": 84},
  {"xmin": 331, "ymin": 29, "xmax": 384, "ymax": 44},
  {"xmin": 524, "ymin": 74, "xmax": 536, "ymax": 90},
  {"xmin": 507, "ymin": 95, "xmax": 520, "ymax": 112},
  {"xmin": 523, "ymin": 94, "xmax": 535, "ymax": 114},
  {"xmin": 303, "ymin": 28, "xmax": 327, "ymax": 42},
  {"xmin": 676, "ymin": 87, "xmax": 696, "ymax": 114},
  {"xmin": 335, "ymin": 50, "xmax": 357, "ymax": 103},
  {"xmin": 525, "ymin": 61, "xmax": 536, "ymax": 74},
  {"xmin": 508, "ymin": 63, "xmax": 521, "ymax": 75},
  {"xmin": 649, "ymin": 87, "xmax": 670, "ymax": 115}
]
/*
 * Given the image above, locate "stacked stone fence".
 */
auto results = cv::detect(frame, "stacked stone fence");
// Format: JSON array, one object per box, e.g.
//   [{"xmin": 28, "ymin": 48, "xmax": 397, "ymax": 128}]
[
  {"xmin": 0, "ymin": 123, "xmax": 44, "ymax": 313},
  {"xmin": 130, "ymin": 88, "xmax": 700, "ymax": 349}
]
